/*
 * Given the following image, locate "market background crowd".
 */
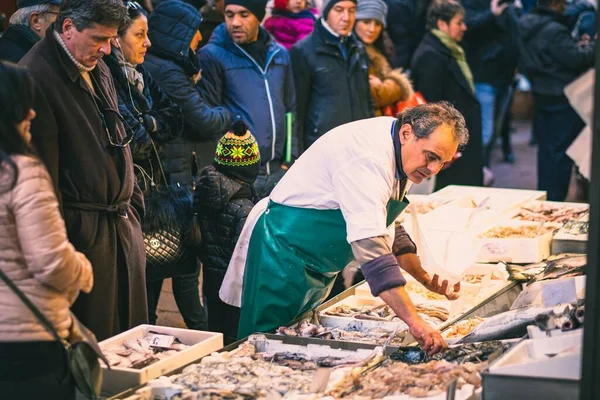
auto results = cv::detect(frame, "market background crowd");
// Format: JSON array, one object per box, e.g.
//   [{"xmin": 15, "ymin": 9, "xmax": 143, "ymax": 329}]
[{"xmin": 0, "ymin": 0, "xmax": 594, "ymax": 395}]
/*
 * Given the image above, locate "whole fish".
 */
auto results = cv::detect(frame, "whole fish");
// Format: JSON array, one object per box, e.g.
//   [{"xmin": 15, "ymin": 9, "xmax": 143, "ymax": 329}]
[{"xmin": 457, "ymin": 307, "xmax": 552, "ymax": 344}]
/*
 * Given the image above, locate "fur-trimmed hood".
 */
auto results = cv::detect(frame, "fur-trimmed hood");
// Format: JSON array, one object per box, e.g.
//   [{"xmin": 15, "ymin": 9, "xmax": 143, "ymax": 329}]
[{"xmin": 366, "ymin": 44, "xmax": 414, "ymax": 102}]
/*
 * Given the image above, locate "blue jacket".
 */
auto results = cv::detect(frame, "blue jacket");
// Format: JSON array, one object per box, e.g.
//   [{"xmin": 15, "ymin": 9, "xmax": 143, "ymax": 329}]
[{"xmin": 198, "ymin": 24, "xmax": 298, "ymax": 175}]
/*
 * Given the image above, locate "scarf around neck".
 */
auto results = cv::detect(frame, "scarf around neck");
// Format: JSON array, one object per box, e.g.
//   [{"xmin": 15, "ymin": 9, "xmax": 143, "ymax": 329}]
[
  {"xmin": 53, "ymin": 31, "xmax": 95, "ymax": 73},
  {"xmin": 114, "ymin": 46, "xmax": 145, "ymax": 93},
  {"xmin": 431, "ymin": 29, "xmax": 475, "ymax": 93}
]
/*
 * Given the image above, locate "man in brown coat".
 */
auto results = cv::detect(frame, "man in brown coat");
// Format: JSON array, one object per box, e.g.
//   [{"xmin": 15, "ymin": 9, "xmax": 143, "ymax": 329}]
[{"xmin": 20, "ymin": 0, "xmax": 148, "ymax": 340}]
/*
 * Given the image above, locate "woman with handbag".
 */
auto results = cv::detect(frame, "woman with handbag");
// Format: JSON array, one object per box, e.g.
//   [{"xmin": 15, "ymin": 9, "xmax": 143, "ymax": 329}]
[
  {"xmin": 0, "ymin": 62, "xmax": 94, "ymax": 398},
  {"xmin": 354, "ymin": 0, "xmax": 414, "ymax": 116},
  {"xmin": 105, "ymin": 2, "xmax": 207, "ymax": 330}
]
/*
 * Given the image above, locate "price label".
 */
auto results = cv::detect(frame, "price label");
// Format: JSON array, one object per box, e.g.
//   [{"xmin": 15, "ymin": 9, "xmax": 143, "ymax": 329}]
[
  {"xmin": 542, "ymin": 279, "xmax": 577, "ymax": 308},
  {"xmin": 149, "ymin": 333, "xmax": 175, "ymax": 349}
]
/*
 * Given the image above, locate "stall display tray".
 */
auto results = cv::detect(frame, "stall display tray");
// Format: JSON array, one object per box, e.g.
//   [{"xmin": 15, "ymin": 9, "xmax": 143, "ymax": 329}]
[
  {"xmin": 99, "ymin": 325, "xmax": 223, "ymax": 397},
  {"xmin": 482, "ymin": 331, "xmax": 582, "ymax": 400},
  {"xmin": 473, "ymin": 220, "xmax": 555, "ymax": 263},
  {"xmin": 110, "ymin": 334, "xmax": 384, "ymax": 400}
]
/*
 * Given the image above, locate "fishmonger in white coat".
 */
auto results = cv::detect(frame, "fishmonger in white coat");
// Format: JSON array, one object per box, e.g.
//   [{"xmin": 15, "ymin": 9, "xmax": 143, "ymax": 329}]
[{"xmin": 221, "ymin": 102, "xmax": 467, "ymax": 354}]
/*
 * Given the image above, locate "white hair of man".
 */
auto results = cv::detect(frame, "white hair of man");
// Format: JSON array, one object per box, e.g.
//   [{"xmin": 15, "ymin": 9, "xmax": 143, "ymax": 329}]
[{"xmin": 9, "ymin": 4, "xmax": 54, "ymax": 26}]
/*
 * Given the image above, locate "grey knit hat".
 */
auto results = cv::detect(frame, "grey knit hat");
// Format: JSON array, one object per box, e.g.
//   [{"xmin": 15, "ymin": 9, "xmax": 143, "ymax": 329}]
[{"xmin": 356, "ymin": 0, "xmax": 388, "ymax": 27}]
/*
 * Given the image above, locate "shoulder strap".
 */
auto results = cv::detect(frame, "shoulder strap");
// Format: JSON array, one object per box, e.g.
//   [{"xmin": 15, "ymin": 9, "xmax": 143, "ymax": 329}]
[{"xmin": 0, "ymin": 268, "xmax": 63, "ymax": 343}]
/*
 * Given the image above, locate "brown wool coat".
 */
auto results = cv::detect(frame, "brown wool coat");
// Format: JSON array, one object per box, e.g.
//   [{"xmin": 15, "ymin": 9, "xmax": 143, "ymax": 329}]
[
  {"xmin": 19, "ymin": 31, "xmax": 148, "ymax": 340},
  {"xmin": 365, "ymin": 44, "xmax": 414, "ymax": 115}
]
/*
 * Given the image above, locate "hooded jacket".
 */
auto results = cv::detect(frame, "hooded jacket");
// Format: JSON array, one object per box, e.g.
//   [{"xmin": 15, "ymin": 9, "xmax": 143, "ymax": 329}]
[
  {"xmin": 198, "ymin": 24, "xmax": 298, "ymax": 176},
  {"xmin": 290, "ymin": 20, "xmax": 373, "ymax": 149},
  {"xmin": 144, "ymin": 0, "xmax": 233, "ymax": 184},
  {"xmin": 263, "ymin": 0, "xmax": 316, "ymax": 50},
  {"xmin": 195, "ymin": 166, "xmax": 256, "ymax": 272},
  {"xmin": 519, "ymin": 7, "xmax": 594, "ymax": 96},
  {"xmin": 0, "ymin": 24, "xmax": 40, "ymax": 63}
]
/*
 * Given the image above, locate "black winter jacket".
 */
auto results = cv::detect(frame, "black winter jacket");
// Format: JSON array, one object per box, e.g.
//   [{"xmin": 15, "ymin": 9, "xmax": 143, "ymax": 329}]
[
  {"xmin": 105, "ymin": 51, "xmax": 183, "ymax": 188},
  {"xmin": 462, "ymin": 0, "xmax": 521, "ymax": 88},
  {"xmin": 290, "ymin": 20, "xmax": 373, "ymax": 149},
  {"xmin": 519, "ymin": 7, "xmax": 594, "ymax": 96},
  {"xmin": 411, "ymin": 32, "xmax": 484, "ymax": 188},
  {"xmin": 0, "ymin": 24, "xmax": 39, "ymax": 63},
  {"xmin": 195, "ymin": 166, "xmax": 256, "ymax": 272},
  {"xmin": 144, "ymin": 0, "xmax": 233, "ymax": 185},
  {"xmin": 198, "ymin": 24, "xmax": 297, "ymax": 176},
  {"xmin": 384, "ymin": 0, "xmax": 430, "ymax": 69}
]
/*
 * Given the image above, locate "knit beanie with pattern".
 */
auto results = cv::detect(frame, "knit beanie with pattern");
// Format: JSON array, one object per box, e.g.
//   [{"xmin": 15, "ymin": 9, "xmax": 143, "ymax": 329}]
[{"xmin": 214, "ymin": 120, "xmax": 261, "ymax": 184}]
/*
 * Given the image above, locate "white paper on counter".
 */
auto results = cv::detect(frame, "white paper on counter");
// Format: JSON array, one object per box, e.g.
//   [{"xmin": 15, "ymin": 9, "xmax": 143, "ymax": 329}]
[
  {"xmin": 409, "ymin": 207, "xmax": 465, "ymax": 286},
  {"xmin": 565, "ymin": 68, "xmax": 594, "ymax": 180}
]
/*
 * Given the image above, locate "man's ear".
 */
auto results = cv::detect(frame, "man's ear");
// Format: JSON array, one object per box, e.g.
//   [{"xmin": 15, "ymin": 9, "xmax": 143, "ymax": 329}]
[
  {"xmin": 29, "ymin": 12, "xmax": 42, "ymax": 32},
  {"xmin": 399, "ymin": 124, "xmax": 412, "ymax": 145}
]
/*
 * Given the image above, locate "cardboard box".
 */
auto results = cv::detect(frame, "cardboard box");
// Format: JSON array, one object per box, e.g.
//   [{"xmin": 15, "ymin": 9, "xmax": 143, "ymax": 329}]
[{"xmin": 99, "ymin": 325, "xmax": 223, "ymax": 396}]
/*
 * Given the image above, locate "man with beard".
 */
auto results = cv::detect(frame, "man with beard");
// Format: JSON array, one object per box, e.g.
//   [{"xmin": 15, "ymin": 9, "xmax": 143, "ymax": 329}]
[
  {"xmin": 19, "ymin": 0, "xmax": 148, "ymax": 340},
  {"xmin": 197, "ymin": 0, "xmax": 298, "ymax": 198}
]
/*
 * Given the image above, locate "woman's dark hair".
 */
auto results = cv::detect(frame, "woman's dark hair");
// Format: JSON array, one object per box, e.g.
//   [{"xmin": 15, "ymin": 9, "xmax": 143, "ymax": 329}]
[
  {"xmin": 354, "ymin": 21, "xmax": 394, "ymax": 65},
  {"xmin": 426, "ymin": 0, "xmax": 464, "ymax": 30},
  {"xmin": 118, "ymin": 1, "xmax": 149, "ymax": 36},
  {"xmin": 0, "ymin": 62, "xmax": 36, "ymax": 191}
]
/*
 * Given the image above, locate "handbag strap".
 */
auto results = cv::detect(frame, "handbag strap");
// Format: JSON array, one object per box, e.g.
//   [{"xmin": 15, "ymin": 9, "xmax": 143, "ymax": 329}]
[
  {"xmin": 149, "ymin": 139, "xmax": 168, "ymax": 187},
  {"xmin": 0, "ymin": 268, "xmax": 64, "ymax": 344}
]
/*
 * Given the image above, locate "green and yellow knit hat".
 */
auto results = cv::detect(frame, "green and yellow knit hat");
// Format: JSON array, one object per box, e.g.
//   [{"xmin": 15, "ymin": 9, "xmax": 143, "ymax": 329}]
[{"xmin": 214, "ymin": 120, "xmax": 261, "ymax": 184}]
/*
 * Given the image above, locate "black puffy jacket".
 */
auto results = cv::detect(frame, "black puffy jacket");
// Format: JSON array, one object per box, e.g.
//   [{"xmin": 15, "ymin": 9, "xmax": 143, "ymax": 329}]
[
  {"xmin": 519, "ymin": 7, "xmax": 594, "ymax": 96},
  {"xmin": 144, "ymin": 1, "xmax": 233, "ymax": 185},
  {"xmin": 290, "ymin": 19, "xmax": 373, "ymax": 150},
  {"xmin": 195, "ymin": 166, "xmax": 256, "ymax": 272}
]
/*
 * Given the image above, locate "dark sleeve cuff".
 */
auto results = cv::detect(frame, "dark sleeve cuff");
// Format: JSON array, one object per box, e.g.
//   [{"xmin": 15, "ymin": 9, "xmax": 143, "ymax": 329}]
[
  {"xmin": 392, "ymin": 225, "xmax": 417, "ymax": 256},
  {"xmin": 361, "ymin": 253, "xmax": 407, "ymax": 297}
]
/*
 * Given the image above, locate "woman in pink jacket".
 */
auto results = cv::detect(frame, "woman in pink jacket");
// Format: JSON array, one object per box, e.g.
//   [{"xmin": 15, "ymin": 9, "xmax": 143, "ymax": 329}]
[
  {"xmin": 263, "ymin": 0, "xmax": 317, "ymax": 49},
  {"xmin": 0, "ymin": 62, "xmax": 94, "ymax": 399}
]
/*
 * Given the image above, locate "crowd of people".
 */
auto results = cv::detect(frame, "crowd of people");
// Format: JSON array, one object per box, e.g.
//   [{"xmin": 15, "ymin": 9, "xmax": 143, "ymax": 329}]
[{"xmin": 0, "ymin": 0, "xmax": 595, "ymax": 396}]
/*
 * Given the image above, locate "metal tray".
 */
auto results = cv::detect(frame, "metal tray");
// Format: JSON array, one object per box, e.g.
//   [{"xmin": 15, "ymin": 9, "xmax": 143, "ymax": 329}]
[
  {"xmin": 481, "ymin": 373, "xmax": 579, "ymax": 400},
  {"xmin": 440, "ymin": 281, "xmax": 522, "ymax": 331}
]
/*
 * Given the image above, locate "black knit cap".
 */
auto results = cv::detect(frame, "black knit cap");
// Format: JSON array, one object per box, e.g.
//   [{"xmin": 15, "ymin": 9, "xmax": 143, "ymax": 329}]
[
  {"xmin": 213, "ymin": 120, "xmax": 261, "ymax": 184},
  {"xmin": 322, "ymin": 0, "xmax": 357, "ymax": 20},
  {"xmin": 224, "ymin": 0, "xmax": 268, "ymax": 21}
]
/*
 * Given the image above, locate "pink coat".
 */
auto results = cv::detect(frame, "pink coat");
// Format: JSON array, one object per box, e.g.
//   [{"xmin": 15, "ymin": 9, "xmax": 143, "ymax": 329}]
[
  {"xmin": 264, "ymin": 11, "xmax": 316, "ymax": 49},
  {"xmin": 0, "ymin": 156, "xmax": 93, "ymax": 341}
]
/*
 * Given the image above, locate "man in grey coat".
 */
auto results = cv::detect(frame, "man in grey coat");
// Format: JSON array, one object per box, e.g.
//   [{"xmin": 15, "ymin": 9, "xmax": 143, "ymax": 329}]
[{"xmin": 20, "ymin": 0, "xmax": 148, "ymax": 340}]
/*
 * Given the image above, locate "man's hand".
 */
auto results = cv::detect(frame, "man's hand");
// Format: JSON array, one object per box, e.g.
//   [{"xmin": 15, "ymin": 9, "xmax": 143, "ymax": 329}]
[
  {"xmin": 422, "ymin": 274, "xmax": 461, "ymax": 300},
  {"xmin": 491, "ymin": 0, "xmax": 509, "ymax": 16},
  {"xmin": 409, "ymin": 318, "xmax": 447, "ymax": 356}
]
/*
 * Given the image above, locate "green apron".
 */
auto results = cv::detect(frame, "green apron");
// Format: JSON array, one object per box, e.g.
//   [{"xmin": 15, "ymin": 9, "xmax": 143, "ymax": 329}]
[{"xmin": 238, "ymin": 198, "xmax": 409, "ymax": 338}]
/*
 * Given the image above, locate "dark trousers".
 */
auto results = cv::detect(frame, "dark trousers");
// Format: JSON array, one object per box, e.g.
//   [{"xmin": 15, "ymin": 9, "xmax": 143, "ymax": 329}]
[
  {"xmin": 534, "ymin": 94, "xmax": 584, "ymax": 201},
  {"xmin": 147, "ymin": 264, "xmax": 207, "ymax": 330},
  {"xmin": 0, "ymin": 341, "xmax": 75, "ymax": 400},
  {"xmin": 204, "ymin": 268, "xmax": 241, "ymax": 344}
]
